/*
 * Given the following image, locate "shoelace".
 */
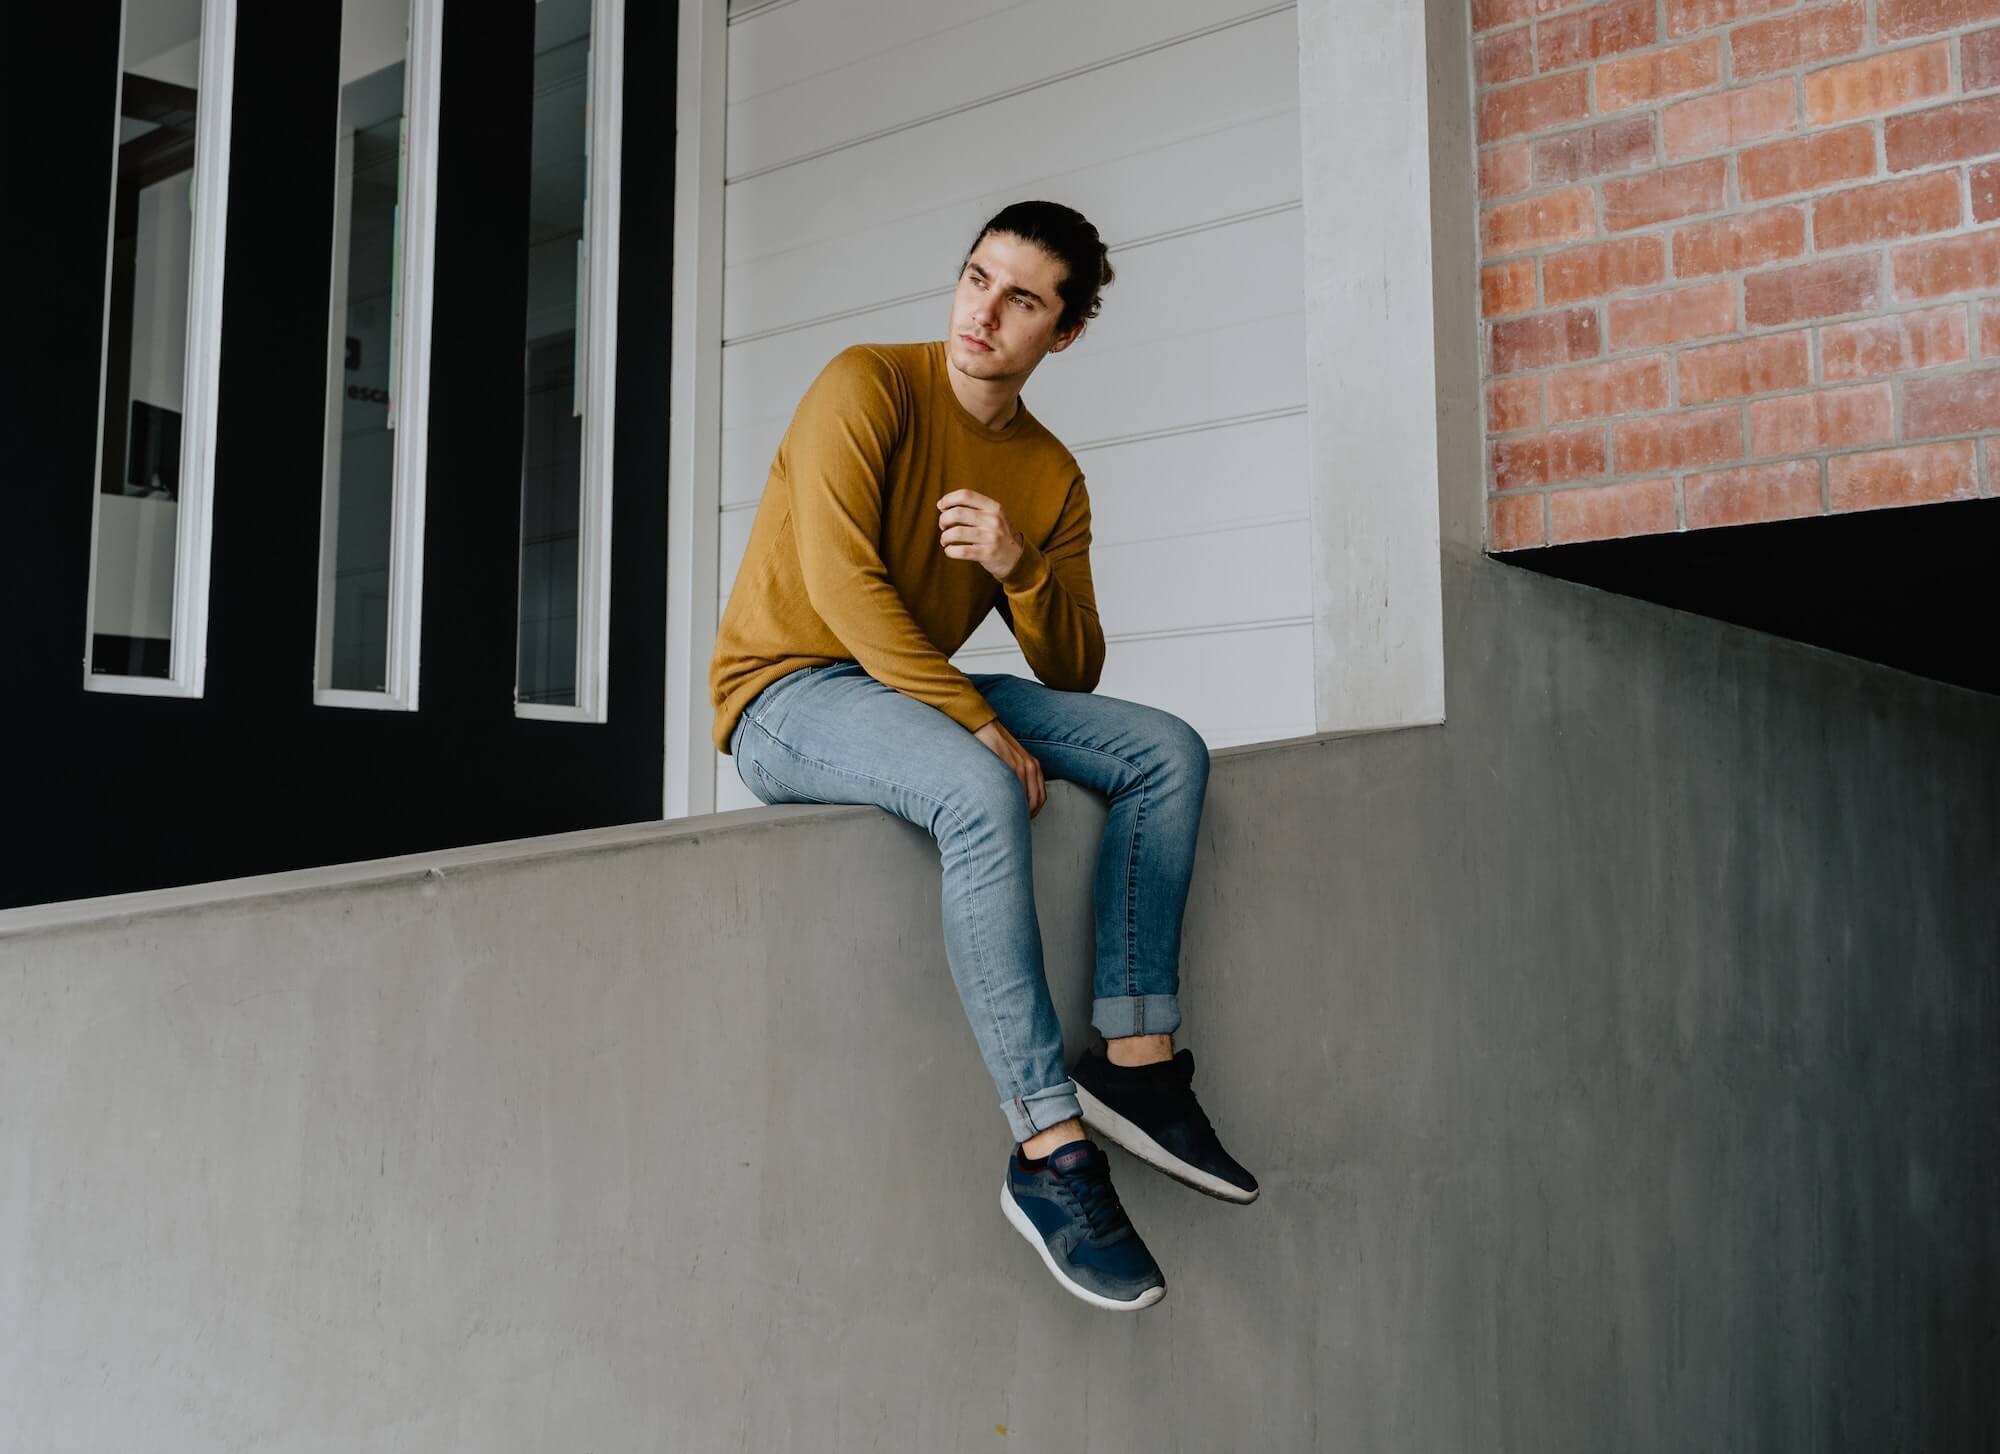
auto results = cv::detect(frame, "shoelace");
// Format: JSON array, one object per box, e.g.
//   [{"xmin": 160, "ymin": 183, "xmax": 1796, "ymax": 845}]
[{"xmin": 1054, "ymin": 1153, "xmax": 1131, "ymax": 1241}]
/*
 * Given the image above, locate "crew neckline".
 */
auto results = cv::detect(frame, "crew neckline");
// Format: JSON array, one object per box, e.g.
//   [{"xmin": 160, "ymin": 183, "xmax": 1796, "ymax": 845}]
[{"xmin": 932, "ymin": 339, "xmax": 1026, "ymax": 443}]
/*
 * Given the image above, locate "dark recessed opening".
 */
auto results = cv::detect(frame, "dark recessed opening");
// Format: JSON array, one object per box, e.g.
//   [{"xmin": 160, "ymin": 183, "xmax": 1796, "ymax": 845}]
[{"xmin": 1492, "ymin": 497, "xmax": 2000, "ymax": 697}]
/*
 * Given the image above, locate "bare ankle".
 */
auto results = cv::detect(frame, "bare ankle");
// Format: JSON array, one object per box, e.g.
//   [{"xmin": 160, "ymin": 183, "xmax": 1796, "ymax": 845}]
[
  {"xmin": 1104, "ymin": 1033, "xmax": 1174, "ymax": 1068},
  {"xmin": 1021, "ymin": 1118, "xmax": 1086, "ymax": 1160}
]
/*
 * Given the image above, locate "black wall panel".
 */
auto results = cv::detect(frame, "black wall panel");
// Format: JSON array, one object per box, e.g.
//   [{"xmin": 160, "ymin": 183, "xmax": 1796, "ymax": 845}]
[{"xmin": 2, "ymin": 0, "xmax": 674, "ymax": 909}]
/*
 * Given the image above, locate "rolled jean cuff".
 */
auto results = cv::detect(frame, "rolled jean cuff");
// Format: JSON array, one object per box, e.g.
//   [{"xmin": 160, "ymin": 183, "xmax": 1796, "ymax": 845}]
[
  {"xmin": 1091, "ymin": 993, "xmax": 1183, "ymax": 1041},
  {"xmin": 1003, "ymin": 1079, "xmax": 1083, "ymax": 1144}
]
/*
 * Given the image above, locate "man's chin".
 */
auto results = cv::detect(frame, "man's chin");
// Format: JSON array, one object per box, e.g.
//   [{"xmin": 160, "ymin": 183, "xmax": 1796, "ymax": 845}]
[{"xmin": 949, "ymin": 341, "xmax": 1007, "ymax": 375}]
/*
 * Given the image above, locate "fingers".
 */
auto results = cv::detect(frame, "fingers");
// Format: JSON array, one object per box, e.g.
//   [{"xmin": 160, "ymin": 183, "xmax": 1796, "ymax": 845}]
[
  {"xmin": 1023, "ymin": 752, "xmax": 1045, "ymax": 818},
  {"xmin": 1008, "ymin": 743, "xmax": 1043, "ymax": 818},
  {"xmin": 938, "ymin": 504, "xmax": 1007, "ymax": 532},
  {"xmin": 980, "ymin": 719, "xmax": 1044, "ymax": 818}
]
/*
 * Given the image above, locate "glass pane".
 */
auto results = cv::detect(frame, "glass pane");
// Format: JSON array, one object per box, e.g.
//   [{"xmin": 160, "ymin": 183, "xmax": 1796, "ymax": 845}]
[
  {"xmin": 516, "ymin": 0, "xmax": 593, "ymax": 708},
  {"xmin": 90, "ymin": 1, "xmax": 205, "ymax": 678},
  {"xmin": 320, "ymin": 2, "xmax": 411, "ymax": 693}
]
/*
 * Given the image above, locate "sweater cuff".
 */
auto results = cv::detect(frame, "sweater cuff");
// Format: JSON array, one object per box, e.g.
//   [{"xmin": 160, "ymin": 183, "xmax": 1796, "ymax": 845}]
[
  {"xmin": 999, "ymin": 535, "xmax": 1049, "ymax": 594},
  {"xmin": 942, "ymin": 688, "xmax": 998, "ymax": 735}
]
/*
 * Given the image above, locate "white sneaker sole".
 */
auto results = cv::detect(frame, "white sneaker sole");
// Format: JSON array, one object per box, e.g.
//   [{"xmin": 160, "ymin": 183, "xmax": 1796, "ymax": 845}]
[
  {"xmin": 999, "ymin": 1180, "xmax": 1166, "ymax": 1312},
  {"xmin": 1072, "ymin": 1083, "xmax": 1260, "ymax": 1204}
]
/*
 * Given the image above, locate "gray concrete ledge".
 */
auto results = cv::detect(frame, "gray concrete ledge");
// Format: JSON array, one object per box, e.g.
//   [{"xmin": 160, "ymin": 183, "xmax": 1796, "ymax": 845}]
[{"xmin": 0, "ymin": 726, "xmax": 1402, "ymax": 942}]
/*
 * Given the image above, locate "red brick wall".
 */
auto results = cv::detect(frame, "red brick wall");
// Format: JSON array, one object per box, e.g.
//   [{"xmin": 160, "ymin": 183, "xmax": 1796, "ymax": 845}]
[{"xmin": 1475, "ymin": 0, "xmax": 2000, "ymax": 551}]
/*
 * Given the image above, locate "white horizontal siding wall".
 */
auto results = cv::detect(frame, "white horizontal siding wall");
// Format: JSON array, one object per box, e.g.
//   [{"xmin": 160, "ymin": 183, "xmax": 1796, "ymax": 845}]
[{"xmin": 710, "ymin": 0, "xmax": 1310, "ymax": 811}]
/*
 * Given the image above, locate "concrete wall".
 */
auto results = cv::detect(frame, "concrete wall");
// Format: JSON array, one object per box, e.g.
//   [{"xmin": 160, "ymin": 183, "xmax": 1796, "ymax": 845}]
[{"xmin": 4, "ymin": 548, "xmax": 1995, "ymax": 1452}]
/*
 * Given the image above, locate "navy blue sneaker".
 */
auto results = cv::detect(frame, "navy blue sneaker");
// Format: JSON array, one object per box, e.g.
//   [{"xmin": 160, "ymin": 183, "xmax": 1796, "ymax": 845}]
[
  {"xmin": 1001, "ymin": 1138, "xmax": 1166, "ymax": 1311},
  {"xmin": 1070, "ymin": 1045, "xmax": 1260, "ymax": 1204}
]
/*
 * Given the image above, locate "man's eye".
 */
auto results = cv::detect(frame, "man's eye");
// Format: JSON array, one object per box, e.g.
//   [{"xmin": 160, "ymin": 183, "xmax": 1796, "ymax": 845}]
[{"xmin": 1013, "ymin": 295, "xmax": 1031, "ymax": 308}]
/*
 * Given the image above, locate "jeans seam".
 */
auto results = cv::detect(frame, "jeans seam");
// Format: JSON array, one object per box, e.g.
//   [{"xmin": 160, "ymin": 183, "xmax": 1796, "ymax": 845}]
[
  {"xmin": 959, "ymin": 805, "xmax": 1021, "ymax": 1103},
  {"xmin": 743, "ymin": 712, "xmax": 1026, "ymax": 1102},
  {"xmin": 1016, "ymin": 735, "xmax": 1157, "ymax": 1019},
  {"xmin": 1125, "ymin": 766, "xmax": 1151, "ymax": 1011}
]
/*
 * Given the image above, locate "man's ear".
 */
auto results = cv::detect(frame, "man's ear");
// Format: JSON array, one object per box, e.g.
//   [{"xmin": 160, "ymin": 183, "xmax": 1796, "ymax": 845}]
[{"xmin": 1048, "ymin": 319, "xmax": 1087, "ymax": 355}]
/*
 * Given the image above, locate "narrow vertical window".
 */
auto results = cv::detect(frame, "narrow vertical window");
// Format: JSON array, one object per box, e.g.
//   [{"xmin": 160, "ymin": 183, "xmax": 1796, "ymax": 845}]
[
  {"xmin": 314, "ymin": 0, "xmax": 444, "ymax": 709},
  {"xmin": 515, "ymin": 0, "xmax": 623, "ymax": 722},
  {"xmin": 84, "ymin": 0, "xmax": 238, "ymax": 695}
]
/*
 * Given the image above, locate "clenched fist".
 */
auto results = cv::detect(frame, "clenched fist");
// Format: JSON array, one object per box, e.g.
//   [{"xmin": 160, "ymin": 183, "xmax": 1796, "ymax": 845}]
[{"xmin": 937, "ymin": 489, "xmax": 1025, "ymax": 579}]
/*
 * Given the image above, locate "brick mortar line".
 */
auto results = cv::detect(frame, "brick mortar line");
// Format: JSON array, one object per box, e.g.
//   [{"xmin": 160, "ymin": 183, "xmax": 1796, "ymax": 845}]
[
  {"xmin": 1488, "ymin": 290, "xmax": 1984, "ymax": 378},
  {"xmin": 1473, "ymin": 13, "xmax": 2000, "ymax": 103},
  {"xmin": 1479, "ymin": 140, "xmax": 1992, "ymax": 234},
  {"xmin": 1490, "ymin": 355, "xmax": 1999, "ymax": 429},
  {"xmin": 1891, "ymin": 359, "xmax": 1906, "ymax": 464},
  {"xmin": 1474, "ymin": 59, "xmax": 1863, "ymax": 120},
  {"xmin": 1486, "ymin": 294, "xmax": 1994, "ymax": 381},
  {"xmin": 1474, "ymin": 1, "xmax": 2000, "ymax": 49},
  {"xmin": 1479, "ymin": 163, "xmax": 1986, "ymax": 261},
  {"xmin": 1485, "ymin": 424, "xmax": 1998, "ymax": 490},
  {"xmin": 1472, "ymin": 96, "xmax": 1872, "ymax": 178},
  {"xmin": 1477, "ymin": 42, "xmax": 1991, "ymax": 150},
  {"xmin": 1496, "ymin": 477, "xmax": 1976, "ymax": 534},
  {"xmin": 1488, "ymin": 285, "xmax": 1980, "ymax": 344}
]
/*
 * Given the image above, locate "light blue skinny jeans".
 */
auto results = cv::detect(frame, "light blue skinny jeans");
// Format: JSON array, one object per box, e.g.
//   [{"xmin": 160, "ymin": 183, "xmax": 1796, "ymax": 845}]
[{"xmin": 728, "ymin": 661, "xmax": 1212, "ymax": 1144}]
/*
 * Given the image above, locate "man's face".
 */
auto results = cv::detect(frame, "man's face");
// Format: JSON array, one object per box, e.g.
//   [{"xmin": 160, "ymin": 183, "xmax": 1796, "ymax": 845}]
[{"xmin": 946, "ymin": 231, "xmax": 1084, "ymax": 384}]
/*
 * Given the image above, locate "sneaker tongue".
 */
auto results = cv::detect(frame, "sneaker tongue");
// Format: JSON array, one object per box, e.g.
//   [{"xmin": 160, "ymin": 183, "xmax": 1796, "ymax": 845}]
[{"xmin": 1048, "ymin": 1140, "xmax": 1098, "ymax": 1175}]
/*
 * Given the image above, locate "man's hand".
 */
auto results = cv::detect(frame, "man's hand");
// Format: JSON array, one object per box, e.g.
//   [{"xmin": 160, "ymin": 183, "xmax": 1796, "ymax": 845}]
[
  {"xmin": 974, "ymin": 718, "xmax": 1046, "ymax": 818},
  {"xmin": 938, "ymin": 489, "xmax": 1025, "ymax": 578}
]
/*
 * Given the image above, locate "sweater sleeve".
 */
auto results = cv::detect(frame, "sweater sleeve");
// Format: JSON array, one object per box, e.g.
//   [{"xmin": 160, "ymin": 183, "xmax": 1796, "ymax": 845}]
[
  {"xmin": 786, "ymin": 347, "xmax": 998, "ymax": 734},
  {"xmin": 995, "ymin": 472, "xmax": 1105, "ymax": 693}
]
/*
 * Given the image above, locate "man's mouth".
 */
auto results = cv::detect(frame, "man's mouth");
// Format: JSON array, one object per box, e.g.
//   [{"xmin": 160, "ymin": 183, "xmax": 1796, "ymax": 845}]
[{"xmin": 960, "ymin": 333, "xmax": 993, "ymax": 352}]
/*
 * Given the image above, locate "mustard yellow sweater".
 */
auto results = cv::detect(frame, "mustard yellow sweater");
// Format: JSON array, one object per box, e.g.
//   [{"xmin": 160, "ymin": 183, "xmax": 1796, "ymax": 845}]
[{"xmin": 710, "ymin": 340, "xmax": 1103, "ymax": 754}]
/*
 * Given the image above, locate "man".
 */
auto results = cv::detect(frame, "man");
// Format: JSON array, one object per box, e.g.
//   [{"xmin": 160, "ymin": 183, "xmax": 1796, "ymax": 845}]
[{"xmin": 710, "ymin": 201, "xmax": 1256, "ymax": 1312}]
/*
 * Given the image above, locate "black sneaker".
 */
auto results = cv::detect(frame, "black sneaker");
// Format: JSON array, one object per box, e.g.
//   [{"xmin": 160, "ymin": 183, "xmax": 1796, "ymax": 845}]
[
  {"xmin": 1070, "ymin": 1045, "xmax": 1260, "ymax": 1204},
  {"xmin": 1001, "ymin": 1138, "xmax": 1167, "ymax": 1311}
]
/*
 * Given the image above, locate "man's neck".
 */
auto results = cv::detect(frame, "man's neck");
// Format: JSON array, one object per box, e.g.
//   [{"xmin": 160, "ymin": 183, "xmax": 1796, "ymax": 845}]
[{"xmin": 945, "ymin": 354, "xmax": 1024, "ymax": 431}]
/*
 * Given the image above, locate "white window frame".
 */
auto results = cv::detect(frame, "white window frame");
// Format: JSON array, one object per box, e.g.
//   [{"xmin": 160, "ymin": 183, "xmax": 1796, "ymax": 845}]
[
  {"xmin": 516, "ymin": 0, "xmax": 626, "ymax": 724},
  {"xmin": 662, "ymin": 0, "xmax": 726, "ymax": 817},
  {"xmin": 82, "ymin": 0, "xmax": 239, "ymax": 699},
  {"xmin": 312, "ymin": 0, "xmax": 446, "ymax": 712}
]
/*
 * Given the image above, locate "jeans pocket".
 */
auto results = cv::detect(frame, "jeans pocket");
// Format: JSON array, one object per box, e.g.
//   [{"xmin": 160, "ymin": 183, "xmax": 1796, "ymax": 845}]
[{"xmin": 748, "ymin": 662, "xmax": 839, "ymax": 729}]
